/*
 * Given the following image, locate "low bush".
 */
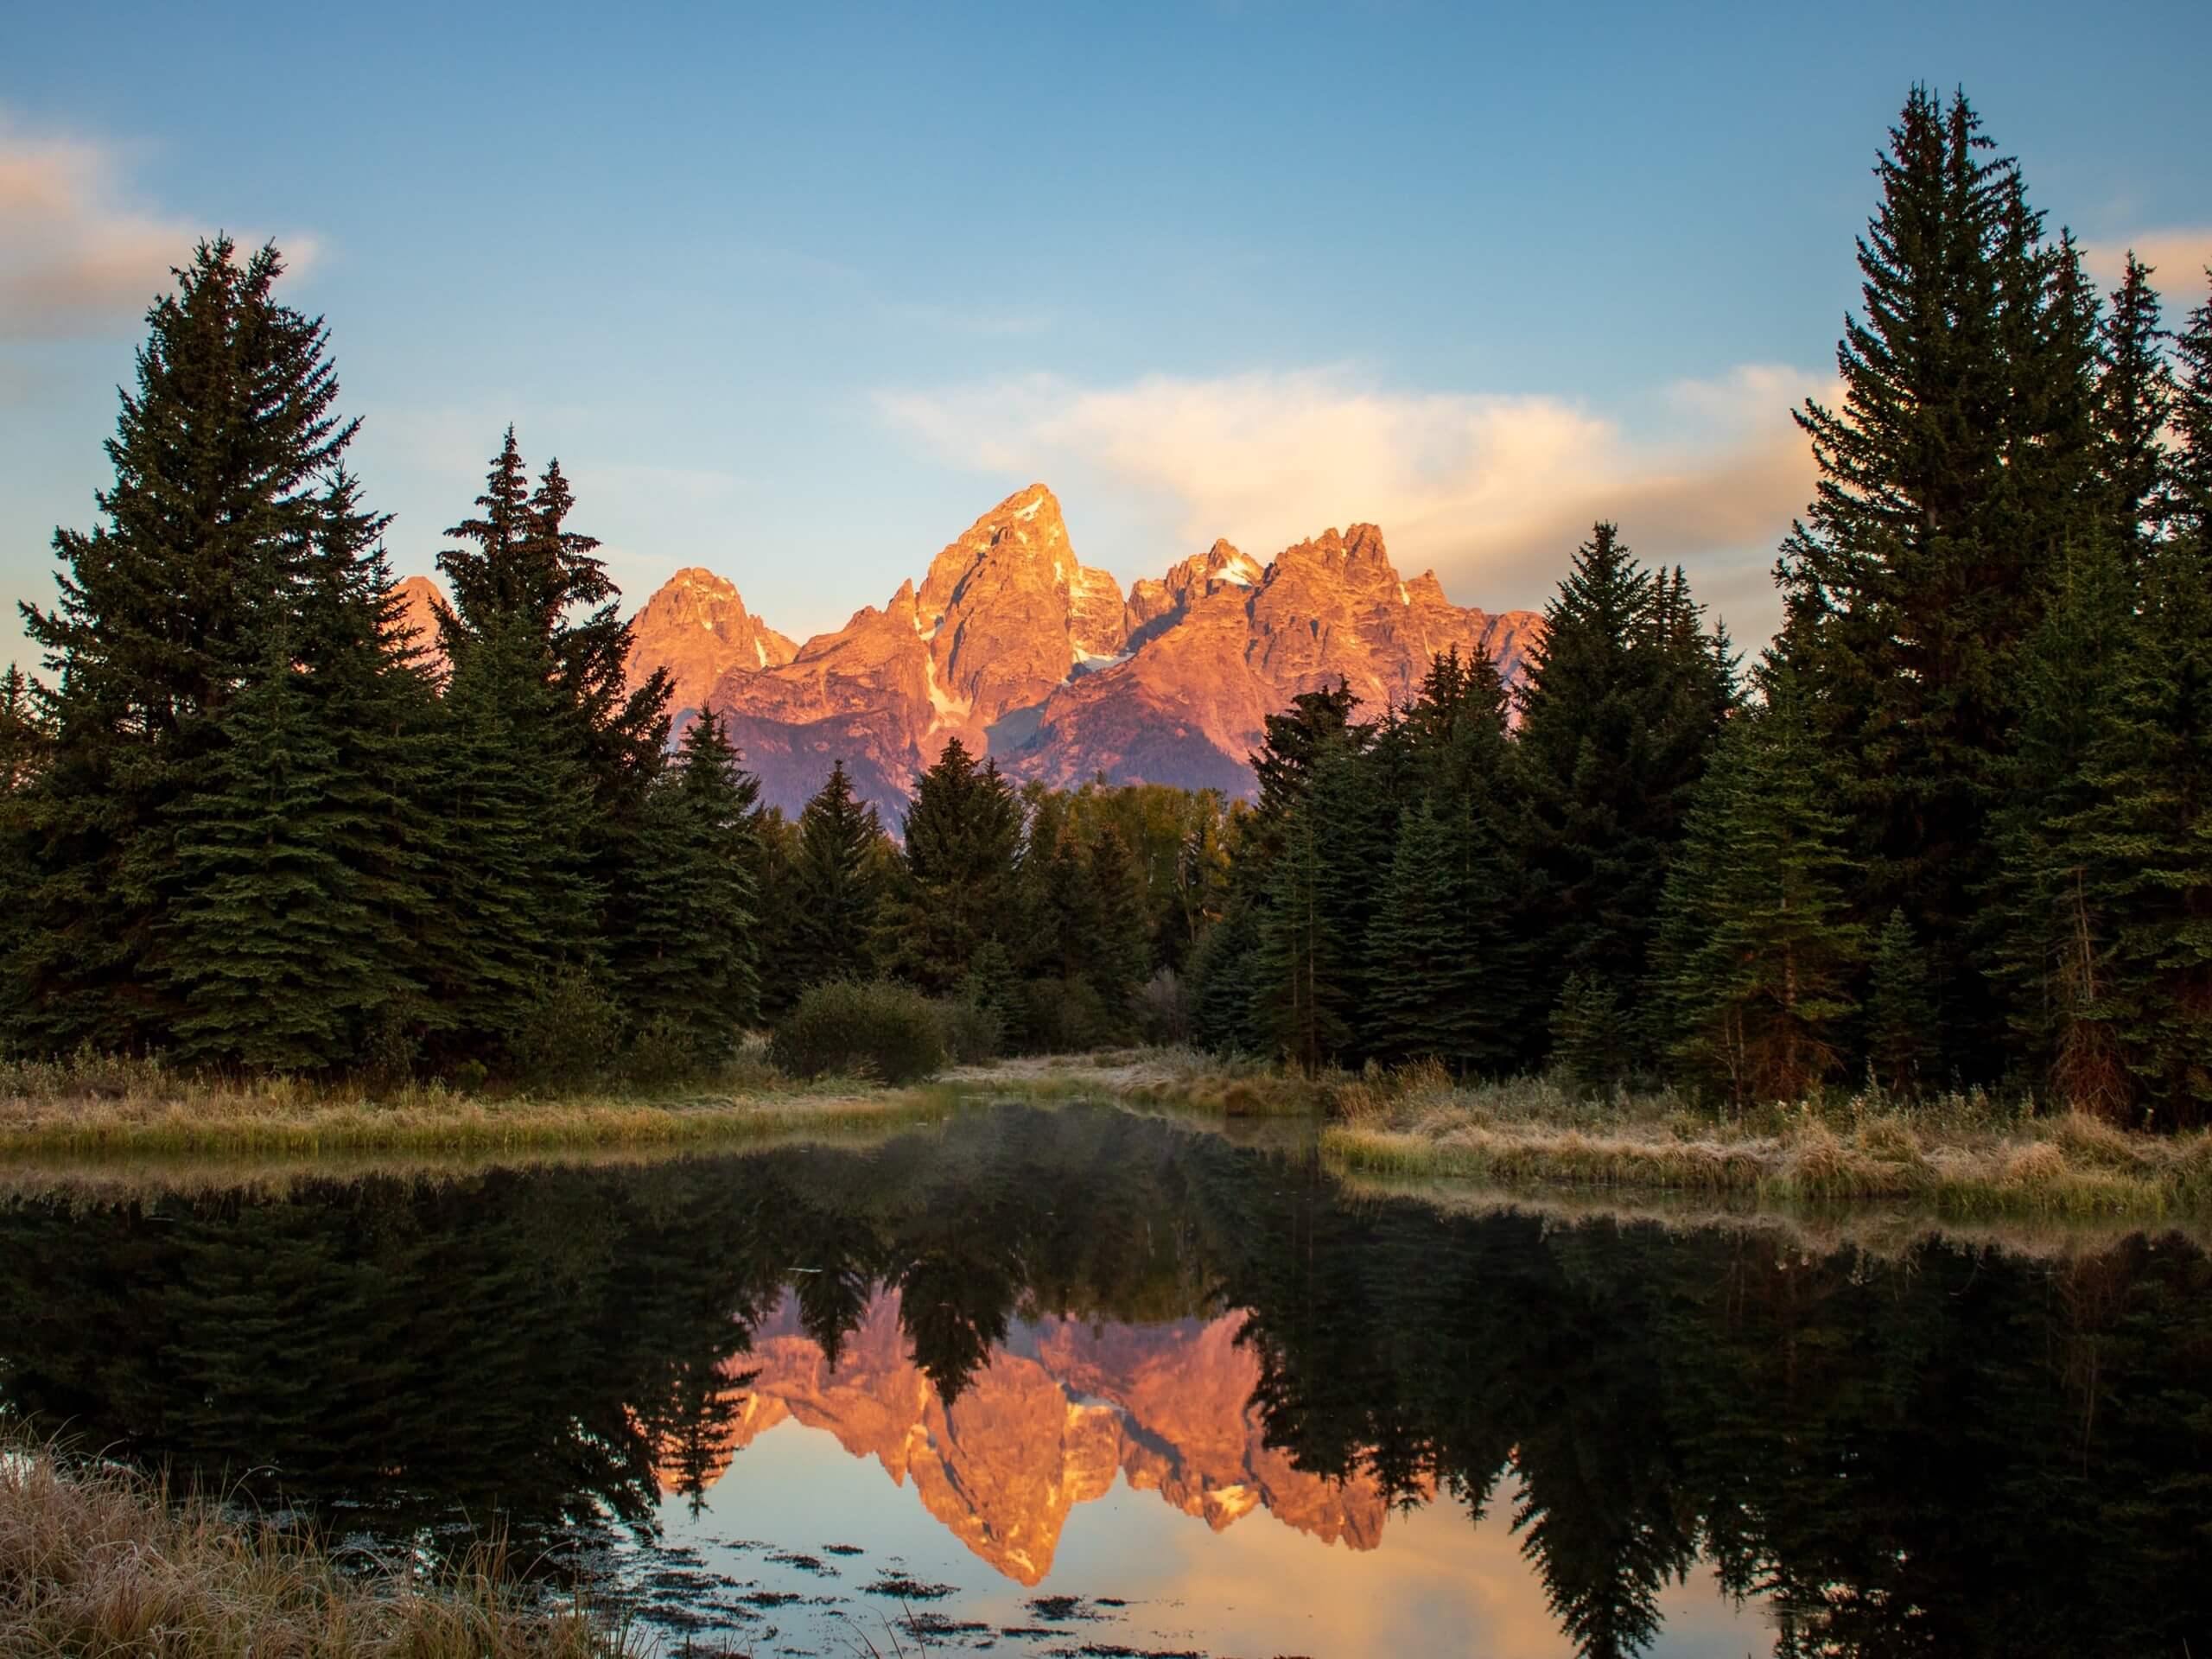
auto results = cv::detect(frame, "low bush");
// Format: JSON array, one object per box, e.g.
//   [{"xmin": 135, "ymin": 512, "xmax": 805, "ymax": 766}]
[
  {"xmin": 1023, "ymin": 975, "xmax": 1111, "ymax": 1053},
  {"xmin": 510, "ymin": 970, "xmax": 622, "ymax": 1087},
  {"xmin": 933, "ymin": 995, "xmax": 1003, "ymax": 1064},
  {"xmin": 771, "ymin": 979, "xmax": 947, "ymax": 1084}
]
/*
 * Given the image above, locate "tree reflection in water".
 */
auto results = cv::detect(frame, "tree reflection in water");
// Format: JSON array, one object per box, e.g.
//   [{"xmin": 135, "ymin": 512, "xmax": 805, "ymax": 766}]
[{"xmin": 0, "ymin": 1103, "xmax": 2206, "ymax": 1657}]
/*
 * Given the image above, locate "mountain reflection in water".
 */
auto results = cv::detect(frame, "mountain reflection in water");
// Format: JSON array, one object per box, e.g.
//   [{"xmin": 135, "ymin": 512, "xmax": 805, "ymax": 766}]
[{"xmin": 0, "ymin": 1103, "xmax": 2208, "ymax": 1657}]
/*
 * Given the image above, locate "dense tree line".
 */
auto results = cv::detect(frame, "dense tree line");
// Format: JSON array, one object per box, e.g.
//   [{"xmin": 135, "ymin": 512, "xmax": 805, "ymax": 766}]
[
  {"xmin": 0, "ymin": 243, "xmax": 1229, "ymax": 1077},
  {"xmin": 1181, "ymin": 87, "xmax": 2212, "ymax": 1128},
  {"xmin": 5, "ymin": 88, "xmax": 2209, "ymax": 1121}
]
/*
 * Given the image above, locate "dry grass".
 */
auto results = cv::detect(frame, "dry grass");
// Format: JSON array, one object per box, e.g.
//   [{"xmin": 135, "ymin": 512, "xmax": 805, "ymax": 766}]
[
  {"xmin": 944, "ymin": 1046, "xmax": 1326, "ymax": 1116},
  {"xmin": 0, "ymin": 1050, "xmax": 955, "ymax": 1160},
  {"xmin": 1320, "ymin": 1063, "xmax": 2212, "ymax": 1221},
  {"xmin": 0, "ymin": 1434, "xmax": 634, "ymax": 1656}
]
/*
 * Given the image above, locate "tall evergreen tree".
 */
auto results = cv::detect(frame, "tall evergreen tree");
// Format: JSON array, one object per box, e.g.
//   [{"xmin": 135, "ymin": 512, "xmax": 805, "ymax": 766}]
[
  {"xmin": 2048, "ymin": 538, "xmax": 2212, "ymax": 1122},
  {"xmin": 1250, "ymin": 735, "xmax": 1374, "ymax": 1071},
  {"xmin": 1085, "ymin": 825, "xmax": 1151, "ymax": 1020},
  {"xmin": 158, "ymin": 473, "xmax": 442, "ymax": 1071},
  {"xmin": 2171, "ymin": 273, "xmax": 2212, "ymax": 540},
  {"xmin": 617, "ymin": 714, "xmax": 760, "ymax": 1053},
  {"xmin": 887, "ymin": 738, "xmax": 1020, "ymax": 993},
  {"xmin": 785, "ymin": 760, "xmax": 891, "ymax": 993},
  {"xmin": 1515, "ymin": 524, "xmax": 1732, "ymax": 1030},
  {"xmin": 159, "ymin": 634, "xmax": 422, "ymax": 1070},
  {"xmin": 2097, "ymin": 252, "xmax": 2173, "ymax": 552},
  {"xmin": 432, "ymin": 611, "xmax": 603, "ymax": 1063},
  {"xmin": 1365, "ymin": 799, "xmax": 1509, "ymax": 1072},
  {"xmin": 12, "ymin": 238, "xmax": 353, "ymax": 1052},
  {"xmin": 1774, "ymin": 86, "xmax": 2102, "ymax": 1077},
  {"xmin": 1652, "ymin": 680, "xmax": 1866, "ymax": 1105}
]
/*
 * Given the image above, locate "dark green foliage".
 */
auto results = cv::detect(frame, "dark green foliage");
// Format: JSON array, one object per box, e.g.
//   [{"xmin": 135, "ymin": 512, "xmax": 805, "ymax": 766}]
[
  {"xmin": 616, "ymin": 714, "xmax": 761, "ymax": 1062},
  {"xmin": 1084, "ymin": 826, "xmax": 1150, "ymax": 1019},
  {"xmin": 887, "ymin": 739, "xmax": 1020, "ymax": 993},
  {"xmin": 158, "ymin": 635, "xmax": 423, "ymax": 1071},
  {"xmin": 2171, "ymin": 273, "xmax": 2212, "ymax": 537},
  {"xmin": 957, "ymin": 938, "xmax": 1025, "ymax": 1053},
  {"xmin": 1514, "ymin": 526, "xmax": 1733, "ymax": 1030},
  {"xmin": 1866, "ymin": 908, "xmax": 1939, "ymax": 1101},
  {"xmin": 770, "ymin": 978, "xmax": 947, "ymax": 1084},
  {"xmin": 1775, "ymin": 87, "xmax": 2104, "ymax": 1078},
  {"xmin": 431, "ymin": 613, "xmax": 603, "ymax": 1064},
  {"xmin": 785, "ymin": 760, "xmax": 892, "ymax": 995},
  {"xmin": 509, "ymin": 967, "xmax": 625, "ymax": 1087},
  {"xmin": 2097, "ymin": 251, "xmax": 2173, "ymax": 550},
  {"xmin": 1652, "ymin": 685, "xmax": 1866, "ymax": 1105},
  {"xmin": 931, "ymin": 992, "xmax": 1002, "ymax": 1064},
  {"xmin": 12, "ymin": 238, "xmax": 354, "ymax": 1052},
  {"xmin": 1185, "ymin": 896, "xmax": 1263, "ymax": 1054},
  {"xmin": 1548, "ymin": 972, "xmax": 1624, "ymax": 1099},
  {"xmin": 2051, "ymin": 539, "xmax": 2212, "ymax": 1122},
  {"xmin": 1022, "ymin": 974, "xmax": 1111, "ymax": 1054},
  {"xmin": 1366, "ymin": 800, "xmax": 1501, "ymax": 1072}
]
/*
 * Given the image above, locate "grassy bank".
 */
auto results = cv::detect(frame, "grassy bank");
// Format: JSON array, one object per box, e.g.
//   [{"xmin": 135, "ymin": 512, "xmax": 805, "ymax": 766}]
[
  {"xmin": 0, "ymin": 1435, "xmax": 632, "ymax": 1656},
  {"xmin": 1321, "ymin": 1062, "xmax": 2212, "ymax": 1221},
  {"xmin": 0, "ymin": 1051, "xmax": 954, "ymax": 1159}
]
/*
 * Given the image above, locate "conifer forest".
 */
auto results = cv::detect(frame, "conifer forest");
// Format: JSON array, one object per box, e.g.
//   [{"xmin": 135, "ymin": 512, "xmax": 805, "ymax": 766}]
[{"xmin": 4, "ymin": 86, "xmax": 2211, "ymax": 1131}]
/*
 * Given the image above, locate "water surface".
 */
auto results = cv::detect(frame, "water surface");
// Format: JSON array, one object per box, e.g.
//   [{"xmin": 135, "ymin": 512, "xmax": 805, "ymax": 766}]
[{"xmin": 1, "ymin": 1103, "xmax": 2207, "ymax": 1656}]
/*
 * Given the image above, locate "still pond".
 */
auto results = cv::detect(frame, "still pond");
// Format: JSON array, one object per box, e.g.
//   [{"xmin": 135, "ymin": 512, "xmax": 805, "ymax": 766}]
[{"xmin": 1, "ymin": 1103, "xmax": 2208, "ymax": 1656}]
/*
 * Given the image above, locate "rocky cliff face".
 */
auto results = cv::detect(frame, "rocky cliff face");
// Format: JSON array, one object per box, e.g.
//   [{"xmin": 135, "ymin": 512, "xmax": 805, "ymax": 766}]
[
  {"xmin": 621, "ymin": 486, "xmax": 1540, "ymax": 819},
  {"xmin": 391, "ymin": 575, "xmax": 447, "ymax": 675},
  {"xmin": 655, "ymin": 1288, "xmax": 1390, "ymax": 1584},
  {"xmin": 624, "ymin": 566, "xmax": 798, "ymax": 715}
]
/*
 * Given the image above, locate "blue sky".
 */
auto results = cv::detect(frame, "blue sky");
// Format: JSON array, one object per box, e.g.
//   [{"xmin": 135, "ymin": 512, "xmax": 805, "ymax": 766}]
[{"xmin": 5, "ymin": 0, "xmax": 2209, "ymax": 671}]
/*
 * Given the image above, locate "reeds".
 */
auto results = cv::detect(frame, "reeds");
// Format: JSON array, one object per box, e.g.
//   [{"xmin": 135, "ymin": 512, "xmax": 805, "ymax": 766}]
[
  {"xmin": 1319, "ymin": 1062, "xmax": 2212, "ymax": 1220},
  {"xmin": 0, "ymin": 1048, "xmax": 951, "ymax": 1159},
  {"xmin": 0, "ymin": 1433, "xmax": 634, "ymax": 1656}
]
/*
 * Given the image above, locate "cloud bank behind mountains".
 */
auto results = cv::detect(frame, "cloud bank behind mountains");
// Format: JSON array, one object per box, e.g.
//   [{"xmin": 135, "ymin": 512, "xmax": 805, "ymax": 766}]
[{"xmin": 879, "ymin": 362, "xmax": 1831, "ymax": 644}]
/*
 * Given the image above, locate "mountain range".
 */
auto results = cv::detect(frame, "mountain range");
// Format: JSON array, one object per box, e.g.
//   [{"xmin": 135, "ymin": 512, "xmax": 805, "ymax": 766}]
[
  {"xmin": 402, "ymin": 485, "xmax": 1541, "ymax": 818},
  {"xmin": 654, "ymin": 1287, "xmax": 1394, "ymax": 1584}
]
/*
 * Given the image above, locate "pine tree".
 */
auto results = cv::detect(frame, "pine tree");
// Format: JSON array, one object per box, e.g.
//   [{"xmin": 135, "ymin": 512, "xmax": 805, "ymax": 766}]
[
  {"xmin": 1774, "ymin": 86, "xmax": 2103, "ymax": 1077},
  {"xmin": 158, "ymin": 634, "xmax": 420, "ymax": 1070},
  {"xmin": 1981, "ymin": 531, "xmax": 2138, "ymax": 1103},
  {"xmin": 617, "ymin": 714, "xmax": 760, "ymax": 1056},
  {"xmin": 887, "ymin": 738, "xmax": 1020, "ymax": 993},
  {"xmin": 2172, "ymin": 273, "xmax": 2212, "ymax": 540},
  {"xmin": 13, "ymin": 238, "xmax": 353, "ymax": 1052},
  {"xmin": 2052, "ymin": 539, "xmax": 2212, "ymax": 1122},
  {"xmin": 958, "ymin": 938, "xmax": 1026, "ymax": 1052},
  {"xmin": 2097, "ymin": 252, "xmax": 2173, "ymax": 552},
  {"xmin": 1652, "ymin": 683, "xmax": 1866, "ymax": 1106},
  {"xmin": 785, "ymin": 760, "xmax": 891, "ymax": 993},
  {"xmin": 1085, "ymin": 825, "xmax": 1150, "ymax": 1021},
  {"xmin": 432, "ymin": 611, "xmax": 603, "ymax": 1064},
  {"xmin": 0, "ymin": 667, "xmax": 48, "ymax": 1050},
  {"xmin": 1866, "ymin": 908, "xmax": 1940, "ymax": 1101},
  {"xmin": 1515, "ymin": 524, "xmax": 1732, "ymax": 1029},
  {"xmin": 1251, "ymin": 800, "xmax": 1351, "ymax": 1072},
  {"xmin": 1365, "ymin": 799, "xmax": 1509, "ymax": 1071}
]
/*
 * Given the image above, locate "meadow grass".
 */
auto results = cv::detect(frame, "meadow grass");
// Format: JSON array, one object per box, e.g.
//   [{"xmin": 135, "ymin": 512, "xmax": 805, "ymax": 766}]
[
  {"xmin": 1319, "ymin": 1058, "xmax": 2212, "ymax": 1222},
  {"xmin": 0, "ymin": 1049, "xmax": 954, "ymax": 1160},
  {"xmin": 0, "ymin": 1433, "xmax": 637, "ymax": 1657}
]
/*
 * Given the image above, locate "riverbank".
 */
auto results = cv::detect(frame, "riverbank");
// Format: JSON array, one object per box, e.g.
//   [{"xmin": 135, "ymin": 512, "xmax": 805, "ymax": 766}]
[
  {"xmin": 0, "ymin": 1436, "xmax": 631, "ymax": 1657},
  {"xmin": 0, "ymin": 1051, "xmax": 952, "ymax": 1158},
  {"xmin": 1320, "ymin": 1064, "xmax": 2212, "ymax": 1222}
]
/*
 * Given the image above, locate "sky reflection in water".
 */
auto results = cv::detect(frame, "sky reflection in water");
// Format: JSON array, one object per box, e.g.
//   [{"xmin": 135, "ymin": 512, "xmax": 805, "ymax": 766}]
[{"xmin": 0, "ymin": 1103, "xmax": 2206, "ymax": 1657}]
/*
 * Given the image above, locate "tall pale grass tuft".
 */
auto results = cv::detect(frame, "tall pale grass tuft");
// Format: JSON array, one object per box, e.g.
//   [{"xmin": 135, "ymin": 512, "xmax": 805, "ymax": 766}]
[{"xmin": 0, "ymin": 1433, "xmax": 634, "ymax": 1656}]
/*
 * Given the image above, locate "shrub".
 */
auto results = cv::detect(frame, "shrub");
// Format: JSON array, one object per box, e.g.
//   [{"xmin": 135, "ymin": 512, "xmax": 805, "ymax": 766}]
[
  {"xmin": 771, "ymin": 979, "xmax": 947, "ymax": 1084},
  {"xmin": 510, "ymin": 969, "xmax": 622, "ymax": 1088},
  {"xmin": 1023, "ymin": 975, "xmax": 1109, "ymax": 1054},
  {"xmin": 1133, "ymin": 968, "xmax": 1191, "ymax": 1046},
  {"xmin": 932, "ymin": 995, "xmax": 1002, "ymax": 1065},
  {"xmin": 620, "ymin": 1013, "xmax": 715, "ymax": 1090}
]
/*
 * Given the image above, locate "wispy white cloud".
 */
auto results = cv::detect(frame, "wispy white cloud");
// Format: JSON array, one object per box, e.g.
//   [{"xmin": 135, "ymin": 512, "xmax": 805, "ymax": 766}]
[
  {"xmin": 2082, "ymin": 228, "xmax": 2212, "ymax": 297},
  {"xmin": 0, "ymin": 111, "xmax": 320, "ymax": 340},
  {"xmin": 876, "ymin": 362, "xmax": 1826, "ymax": 640}
]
